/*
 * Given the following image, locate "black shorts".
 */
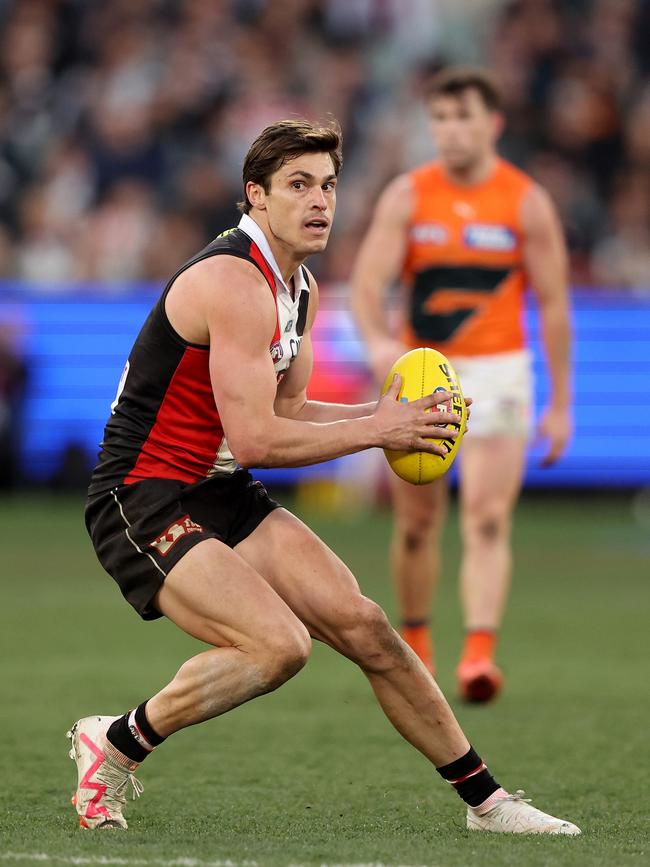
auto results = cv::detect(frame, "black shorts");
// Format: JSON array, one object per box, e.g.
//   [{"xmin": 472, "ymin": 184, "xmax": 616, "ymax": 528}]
[{"xmin": 84, "ymin": 471, "xmax": 280, "ymax": 620}]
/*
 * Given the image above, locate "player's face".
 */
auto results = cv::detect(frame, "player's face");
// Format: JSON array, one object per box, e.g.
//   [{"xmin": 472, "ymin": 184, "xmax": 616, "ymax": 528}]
[
  {"xmin": 256, "ymin": 152, "xmax": 337, "ymax": 256},
  {"xmin": 429, "ymin": 90, "xmax": 501, "ymax": 172}
]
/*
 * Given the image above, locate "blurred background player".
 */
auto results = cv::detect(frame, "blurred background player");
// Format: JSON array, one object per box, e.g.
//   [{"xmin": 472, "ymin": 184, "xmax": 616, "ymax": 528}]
[{"xmin": 351, "ymin": 67, "xmax": 572, "ymax": 702}]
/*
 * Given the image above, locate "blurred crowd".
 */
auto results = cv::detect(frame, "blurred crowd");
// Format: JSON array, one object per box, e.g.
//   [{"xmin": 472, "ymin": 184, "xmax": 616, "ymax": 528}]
[{"xmin": 0, "ymin": 0, "xmax": 648, "ymax": 291}]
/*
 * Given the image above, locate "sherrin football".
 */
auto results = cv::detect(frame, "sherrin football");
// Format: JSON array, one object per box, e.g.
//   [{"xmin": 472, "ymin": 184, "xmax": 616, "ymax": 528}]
[{"xmin": 381, "ymin": 347, "xmax": 468, "ymax": 485}]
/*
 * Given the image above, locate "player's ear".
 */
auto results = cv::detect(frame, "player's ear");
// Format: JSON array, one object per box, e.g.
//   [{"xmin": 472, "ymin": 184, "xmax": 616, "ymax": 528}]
[
  {"xmin": 246, "ymin": 181, "xmax": 267, "ymax": 211},
  {"xmin": 492, "ymin": 111, "xmax": 505, "ymax": 141}
]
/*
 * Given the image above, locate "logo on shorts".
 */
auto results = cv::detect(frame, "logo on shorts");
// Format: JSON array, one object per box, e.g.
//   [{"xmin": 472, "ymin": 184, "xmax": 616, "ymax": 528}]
[
  {"xmin": 150, "ymin": 515, "xmax": 203, "ymax": 556},
  {"xmin": 270, "ymin": 341, "xmax": 284, "ymax": 362}
]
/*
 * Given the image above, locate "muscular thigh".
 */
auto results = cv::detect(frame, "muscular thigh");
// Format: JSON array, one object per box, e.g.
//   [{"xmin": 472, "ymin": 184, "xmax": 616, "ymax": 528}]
[
  {"xmin": 234, "ymin": 509, "xmax": 362, "ymax": 647},
  {"xmin": 459, "ymin": 435, "xmax": 527, "ymax": 515},
  {"xmin": 155, "ymin": 537, "xmax": 306, "ymax": 650},
  {"xmin": 389, "ymin": 471, "xmax": 448, "ymax": 531}
]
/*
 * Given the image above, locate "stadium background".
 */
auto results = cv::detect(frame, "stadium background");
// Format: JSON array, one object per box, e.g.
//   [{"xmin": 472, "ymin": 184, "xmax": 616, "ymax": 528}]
[
  {"xmin": 0, "ymin": 0, "xmax": 649, "ymax": 490},
  {"xmin": 1, "ymin": 2, "xmax": 649, "ymax": 866}
]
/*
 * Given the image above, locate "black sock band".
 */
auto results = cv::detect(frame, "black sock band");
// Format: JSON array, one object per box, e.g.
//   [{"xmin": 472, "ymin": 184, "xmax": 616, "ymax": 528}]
[
  {"xmin": 402, "ymin": 619, "xmax": 430, "ymax": 628},
  {"xmin": 106, "ymin": 715, "xmax": 148, "ymax": 763},
  {"xmin": 134, "ymin": 701, "xmax": 165, "ymax": 746},
  {"xmin": 436, "ymin": 746, "xmax": 500, "ymax": 808},
  {"xmin": 106, "ymin": 700, "xmax": 165, "ymax": 764}
]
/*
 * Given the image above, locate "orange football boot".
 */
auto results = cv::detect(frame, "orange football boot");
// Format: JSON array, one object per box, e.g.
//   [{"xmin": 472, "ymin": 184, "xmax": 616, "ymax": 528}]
[{"xmin": 457, "ymin": 630, "xmax": 502, "ymax": 703}]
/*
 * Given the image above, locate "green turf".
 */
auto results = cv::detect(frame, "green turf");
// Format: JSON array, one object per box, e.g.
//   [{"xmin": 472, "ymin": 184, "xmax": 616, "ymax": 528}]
[{"xmin": 0, "ymin": 490, "xmax": 648, "ymax": 866}]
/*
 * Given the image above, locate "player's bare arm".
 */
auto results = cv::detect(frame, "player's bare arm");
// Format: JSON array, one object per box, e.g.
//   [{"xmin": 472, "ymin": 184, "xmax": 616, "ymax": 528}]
[
  {"xmin": 521, "ymin": 183, "xmax": 573, "ymax": 466},
  {"xmin": 170, "ymin": 255, "xmax": 458, "ymax": 467},
  {"xmin": 274, "ymin": 271, "xmax": 377, "ymax": 423},
  {"xmin": 350, "ymin": 174, "xmax": 414, "ymax": 381}
]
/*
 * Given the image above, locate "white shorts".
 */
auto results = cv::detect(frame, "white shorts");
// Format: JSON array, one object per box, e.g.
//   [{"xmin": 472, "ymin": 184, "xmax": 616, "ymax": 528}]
[{"xmin": 451, "ymin": 349, "xmax": 533, "ymax": 439}]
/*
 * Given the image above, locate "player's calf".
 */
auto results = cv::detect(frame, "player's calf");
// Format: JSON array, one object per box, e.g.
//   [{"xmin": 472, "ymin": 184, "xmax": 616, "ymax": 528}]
[{"xmin": 151, "ymin": 629, "xmax": 311, "ymax": 732}]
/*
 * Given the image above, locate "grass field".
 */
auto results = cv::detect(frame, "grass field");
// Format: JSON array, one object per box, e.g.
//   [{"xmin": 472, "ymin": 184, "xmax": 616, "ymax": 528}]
[{"xmin": 0, "ymin": 490, "xmax": 648, "ymax": 867}]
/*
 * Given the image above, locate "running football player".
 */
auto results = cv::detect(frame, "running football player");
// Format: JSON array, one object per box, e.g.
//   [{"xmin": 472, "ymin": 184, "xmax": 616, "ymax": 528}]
[{"xmin": 70, "ymin": 119, "xmax": 579, "ymax": 837}]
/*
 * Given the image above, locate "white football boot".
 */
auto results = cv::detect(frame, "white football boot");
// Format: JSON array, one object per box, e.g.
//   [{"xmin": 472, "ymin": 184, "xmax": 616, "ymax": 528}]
[
  {"xmin": 67, "ymin": 715, "xmax": 143, "ymax": 829},
  {"xmin": 467, "ymin": 790, "xmax": 581, "ymax": 835}
]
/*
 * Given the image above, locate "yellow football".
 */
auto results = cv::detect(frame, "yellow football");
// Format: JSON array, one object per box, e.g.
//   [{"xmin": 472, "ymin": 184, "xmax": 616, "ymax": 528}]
[{"xmin": 381, "ymin": 347, "xmax": 467, "ymax": 485}]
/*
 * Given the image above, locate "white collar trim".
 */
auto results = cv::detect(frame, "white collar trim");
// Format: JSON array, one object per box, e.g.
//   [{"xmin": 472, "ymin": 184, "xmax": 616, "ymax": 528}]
[{"xmin": 238, "ymin": 213, "xmax": 308, "ymax": 297}]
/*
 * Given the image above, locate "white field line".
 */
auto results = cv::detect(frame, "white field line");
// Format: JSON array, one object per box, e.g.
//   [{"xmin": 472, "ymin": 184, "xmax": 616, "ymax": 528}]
[
  {"xmin": 0, "ymin": 852, "xmax": 252, "ymax": 867},
  {"xmin": 0, "ymin": 855, "xmax": 432, "ymax": 867},
  {"xmin": 0, "ymin": 856, "xmax": 252, "ymax": 867}
]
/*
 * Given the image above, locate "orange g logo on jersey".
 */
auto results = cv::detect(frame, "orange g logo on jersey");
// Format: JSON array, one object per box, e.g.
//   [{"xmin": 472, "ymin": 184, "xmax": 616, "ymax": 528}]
[{"xmin": 411, "ymin": 265, "xmax": 512, "ymax": 343}]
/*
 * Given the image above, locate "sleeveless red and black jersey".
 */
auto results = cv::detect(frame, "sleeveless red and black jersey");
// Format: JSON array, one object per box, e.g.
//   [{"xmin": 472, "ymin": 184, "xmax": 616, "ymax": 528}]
[{"xmin": 88, "ymin": 222, "xmax": 310, "ymax": 496}]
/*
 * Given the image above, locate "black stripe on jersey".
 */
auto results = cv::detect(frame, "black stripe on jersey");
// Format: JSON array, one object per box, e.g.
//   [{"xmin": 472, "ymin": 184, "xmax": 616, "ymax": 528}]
[
  {"xmin": 88, "ymin": 228, "xmax": 276, "ymax": 496},
  {"xmin": 158, "ymin": 229, "xmax": 273, "ymax": 349},
  {"xmin": 296, "ymin": 292, "xmax": 309, "ymax": 338},
  {"xmin": 413, "ymin": 264, "xmax": 512, "ymax": 294},
  {"xmin": 295, "ymin": 266, "xmax": 311, "ymax": 336},
  {"xmin": 410, "ymin": 264, "xmax": 513, "ymax": 343},
  {"xmin": 89, "ymin": 307, "xmax": 188, "ymax": 495}
]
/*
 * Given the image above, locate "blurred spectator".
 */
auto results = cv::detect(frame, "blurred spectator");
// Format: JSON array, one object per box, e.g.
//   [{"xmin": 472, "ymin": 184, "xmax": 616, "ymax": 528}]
[
  {"xmin": 592, "ymin": 169, "xmax": 650, "ymax": 290},
  {"xmin": 76, "ymin": 179, "xmax": 158, "ymax": 284},
  {"xmin": 0, "ymin": 324, "xmax": 27, "ymax": 489},
  {"xmin": 16, "ymin": 183, "xmax": 78, "ymax": 283},
  {"xmin": 486, "ymin": 0, "xmax": 649, "ymax": 286},
  {"xmin": 0, "ymin": 0, "xmax": 646, "ymax": 290}
]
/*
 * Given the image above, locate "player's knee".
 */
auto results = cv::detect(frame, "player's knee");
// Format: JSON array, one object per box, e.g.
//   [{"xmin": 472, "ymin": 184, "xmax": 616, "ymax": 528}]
[
  {"xmin": 396, "ymin": 510, "xmax": 438, "ymax": 551},
  {"xmin": 465, "ymin": 506, "xmax": 510, "ymax": 543},
  {"xmin": 341, "ymin": 597, "xmax": 406, "ymax": 673},
  {"xmin": 256, "ymin": 623, "xmax": 311, "ymax": 690}
]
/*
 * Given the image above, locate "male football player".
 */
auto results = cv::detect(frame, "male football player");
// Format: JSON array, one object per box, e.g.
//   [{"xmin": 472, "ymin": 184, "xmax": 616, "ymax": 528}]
[
  {"xmin": 70, "ymin": 119, "xmax": 578, "ymax": 836},
  {"xmin": 351, "ymin": 68, "xmax": 572, "ymax": 700}
]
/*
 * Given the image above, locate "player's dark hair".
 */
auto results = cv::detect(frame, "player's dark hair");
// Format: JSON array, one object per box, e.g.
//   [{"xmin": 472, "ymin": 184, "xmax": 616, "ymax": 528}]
[
  {"xmin": 238, "ymin": 119, "xmax": 343, "ymax": 214},
  {"xmin": 426, "ymin": 67, "xmax": 502, "ymax": 112}
]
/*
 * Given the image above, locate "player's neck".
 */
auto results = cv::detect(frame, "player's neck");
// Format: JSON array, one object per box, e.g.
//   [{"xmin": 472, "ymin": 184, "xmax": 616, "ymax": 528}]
[
  {"xmin": 268, "ymin": 240, "xmax": 304, "ymax": 285},
  {"xmin": 443, "ymin": 153, "xmax": 498, "ymax": 188},
  {"xmin": 249, "ymin": 214, "xmax": 305, "ymax": 284}
]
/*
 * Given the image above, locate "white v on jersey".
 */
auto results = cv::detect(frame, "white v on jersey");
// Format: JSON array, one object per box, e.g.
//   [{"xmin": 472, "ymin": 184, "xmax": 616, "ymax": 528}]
[{"xmin": 239, "ymin": 213, "xmax": 310, "ymax": 381}]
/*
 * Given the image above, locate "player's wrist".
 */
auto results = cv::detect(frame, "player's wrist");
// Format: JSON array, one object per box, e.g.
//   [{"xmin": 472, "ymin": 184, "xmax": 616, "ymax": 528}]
[
  {"xmin": 368, "ymin": 333, "xmax": 395, "ymax": 353},
  {"xmin": 548, "ymin": 398, "xmax": 572, "ymax": 413},
  {"xmin": 357, "ymin": 413, "xmax": 381, "ymax": 449}
]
